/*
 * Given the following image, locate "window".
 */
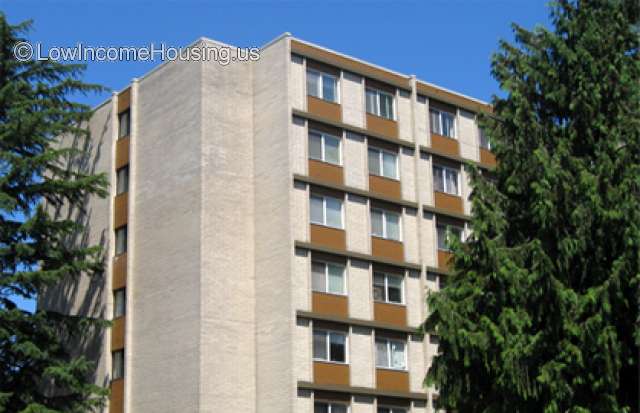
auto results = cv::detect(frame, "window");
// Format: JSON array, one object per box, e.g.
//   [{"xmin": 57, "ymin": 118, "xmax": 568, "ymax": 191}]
[
  {"xmin": 368, "ymin": 147, "xmax": 398, "ymax": 179},
  {"xmin": 433, "ymin": 165, "xmax": 460, "ymax": 195},
  {"xmin": 373, "ymin": 272, "xmax": 403, "ymax": 304},
  {"xmin": 307, "ymin": 69, "xmax": 338, "ymax": 103},
  {"xmin": 310, "ymin": 194, "xmax": 343, "ymax": 229},
  {"xmin": 112, "ymin": 350, "xmax": 124, "ymax": 380},
  {"xmin": 313, "ymin": 329, "xmax": 347, "ymax": 363},
  {"xmin": 315, "ymin": 402, "xmax": 348, "ymax": 413},
  {"xmin": 479, "ymin": 128, "xmax": 491, "ymax": 150},
  {"xmin": 437, "ymin": 224, "xmax": 463, "ymax": 251},
  {"xmin": 312, "ymin": 261, "xmax": 346, "ymax": 295},
  {"xmin": 366, "ymin": 88, "xmax": 394, "ymax": 119},
  {"xmin": 115, "ymin": 226, "xmax": 127, "ymax": 255},
  {"xmin": 371, "ymin": 209, "xmax": 401, "ymax": 241},
  {"xmin": 430, "ymin": 107, "xmax": 456, "ymax": 138},
  {"xmin": 113, "ymin": 288, "xmax": 126, "ymax": 318},
  {"xmin": 376, "ymin": 337, "xmax": 407, "ymax": 370},
  {"xmin": 378, "ymin": 408, "xmax": 406, "ymax": 413},
  {"xmin": 118, "ymin": 110, "xmax": 130, "ymax": 139},
  {"xmin": 116, "ymin": 166, "xmax": 129, "ymax": 195},
  {"xmin": 309, "ymin": 130, "xmax": 341, "ymax": 165}
]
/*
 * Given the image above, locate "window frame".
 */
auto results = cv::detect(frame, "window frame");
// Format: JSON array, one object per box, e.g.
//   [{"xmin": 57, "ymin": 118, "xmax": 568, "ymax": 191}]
[
  {"xmin": 310, "ymin": 194, "xmax": 344, "ymax": 229},
  {"xmin": 113, "ymin": 288, "xmax": 126, "ymax": 319},
  {"xmin": 118, "ymin": 110, "xmax": 130, "ymax": 139},
  {"xmin": 311, "ymin": 260, "xmax": 347, "ymax": 296},
  {"xmin": 309, "ymin": 129, "xmax": 342, "ymax": 166},
  {"xmin": 429, "ymin": 107, "xmax": 457, "ymax": 139},
  {"xmin": 366, "ymin": 87, "xmax": 395, "ymax": 120},
  {"xmin": 112, "ymin": 350, "xmax": 124, "ymax": 380},
  {"xmin": 373, "ymin": 271, "xmax": 404, "ymax": 305},
  {"xmin": 375, "ymin": 337, "xmax": 408, "ymax": 371},
  {"xmin": 367, "ymin": 146, "xmax": 399, "ymax": 180},
  {"xmin": 315, "ymin": 401, "xmax": 350, "ymax": 413},
  {"xmin": 377, "ymin": 406, "xmax": 407, "ymax": 413},
  {"xmin": 432, "ymin": 164, "xmax": 461, "ymax": 196},
  {"xmin": 436, "ymin": 224, "xmax": 464, "ymax": 252},
  {"xmin": 313, "ymin": 328, "xmax": 349, "ymax": 364},
  {"xmin": 370, "ymin": 208, "xmax": 402, "ymax": 241},
  {"xmin": 307, "ymin": 68, "xmax": 340, "ymax": 103}
]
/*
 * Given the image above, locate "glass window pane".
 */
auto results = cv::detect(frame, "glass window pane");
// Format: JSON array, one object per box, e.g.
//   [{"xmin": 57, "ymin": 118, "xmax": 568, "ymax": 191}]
[
  {"xmin": 116, "ymin": 166, "xmax": 128, "ymax": 195},
  {"xmin": 324, "ymin": 135, "xmax": 340, "ymax": 164},
  {"xmin": 430, "ymin": 109, "xmax": 440, "ymax": 135},
  {"xmin": 332, "ymin": 405, "xmax": 347, "ymax": 413},
  {"xmin": 307, "ymin": 70, "xmax": 320, "ymax": 97},
  {"xmin": 437, "ymin": 225, "xmax": 448, "ymax": 250},
  {"xmin": 479, "ymin": 128, "xmax": 490, "ymax": 149},
  {"xmin": 115, "ymin": 227, "xmax": 127, "ymax": 255},
  {"xmin": 378, "ymin": 408, "xmax": 391, "ymax": 413},
  {"xmin": 387, "ymin": 276, "xmax": 403, "ymax": 303},
  {"xmin": 325, "ymin": 197, "xmax": 342, "ymax": 228},
  {"xmin": 380, "ymin": 94, "xmax": 393, "ymax": 119},
  {"xmin": 366, "ymin": 89, "xmax": 377, "ymax": 114},
  {"xmin": 433, "ymin": 166, "xmax": 445, "ymax": 192},
  {"xmin": 327, "ymin": 264, "xmax": 344, "ymax": 294},
  {"xmin": 390, "ymin": 341, "xmax": 406, "ymax": 369},
  {"xmin": 371, "ymin": 209, "xmax": 384, "ymax": 237},
  {"xmin": 451, "ymin": 227, "xmax": 463, "ymax": 242},
  {"xmin": 368, "ymin": 148, "xmax": 381, "ymax": 175},
  {"xmin": 373, "ymin": 272, "xmax": 386, "ymax": 301},
  {"xmin": 382, "ymin": 152, "xmax": 397, "ymax": 179},
  {"xmin": 311, "ymin": 262, "xmax": 326, "ymax": 292},
  {"xmin": 112, "ymin": 350, "xmax": 124, "ymax": 379},
  {"xmin": 322, "ymin": 74, "xmax": 336, "ymax": 102},
  {"xmin": 313, "ymin": 330, "xmax": 327, "ymax": 360},
  {"xmin": 329, "ymin": 333, "xmax": 346, "ymax": 362},
  {"xmin": 113, "ymin": 289, "xmax": 126, "ymax": 318},
  {"xmin": 309, "ymin": 132, "xmax": 323, "ymax": 160},
  {"xmin": 376, "ymin": 339, "xmax": 388, "ymax": 367},
  {"xmin": 310, "ymin": 195, "xmax": 324, "ymax": 225},
  {"xmin": 446, "ymin": 169, "xmax": 458, "ymax": 195},
  {"xmin": 314, "ymin": 402, "xmax": 329, "ymax": 413},
  {"xmin": 385, "ymin": 212, "xmax": 400, "ymax": 240},
  {"xmin": 442, "ymin": 112, "xmax": 455, "ymax": 137},
  {"xmin": 118, "ymin": 111, "xmax": 130, "ymax": 138}
]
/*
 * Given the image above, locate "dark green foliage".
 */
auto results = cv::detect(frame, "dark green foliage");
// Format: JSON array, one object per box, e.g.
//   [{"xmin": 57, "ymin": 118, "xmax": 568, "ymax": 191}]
[
  {"xmin": 0, "ymin": 14, "xmax": 109, "ymax": 412},
  {"xmin": 424, "ymin": 1, "xmax": 639, "ymax": 412}
]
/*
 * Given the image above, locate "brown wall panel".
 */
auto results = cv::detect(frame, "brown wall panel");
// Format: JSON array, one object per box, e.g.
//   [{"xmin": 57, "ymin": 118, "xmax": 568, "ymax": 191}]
[
  {"xmin": 113, "ymin": 193, "xmax": 128, "ymax": 229},
  {"xmin": 480, "ymin": 148, "xmax": 497, "ymax": 167},
  {"xmin": 371, "ymin": 237, "xmax": 404, "ymax": 262},
  {"xmin": 109, "ymin": 378, "xmax": 124, "ymax": 413},
  {"xmin": 115, "ymin": 137, "xmax": 130, "ymax": 170},
  {"xmin": 373, "ymin": 302, "xmax": 407, "ymax": 327},
  {"xmin": 434, "ymin": 192, "xmax": 464, "ymax": 215},
  {"xmin": 312, "ymin": 292, "xmax": 349, "ymax": 318},
  {"xmin": 117, "ymin": 88, "xmax": 131, "ymax": 113},
  {"xmin": 369, "ymin": 175, "xmax": 401, "ymax": 200},
  {"xmin": 112, "ymin": 253, "xmax": 127, "ymax": 290},
  {"xmin": 437, "ymin": 250, "xmax": 453, "ymax": 271},
  {"xmin": 366, "ymin": 113, "xmax": 398, "ymax": 139},
  {"xmin": 308, "ymin": 96, "xmax": 342, "ymax": 123},
  {"xmin": 310, "ymin": 224, "xmax": 346, "ymax": 251},
  {"xmin": 111, "ymin": 316, "xmax": 125, "ymax": 350},
  {"xmin": 309, "ymin": 160, "xmax": 344, "ymax": 186},
  {"xmin": 314, "ymin": 362, "xmax": 350, "ymax": 387},
  {"xmin": 430, "ymin": 133, "xmax": 460, "ymax": 157},
  {"xmin": 376, "ymin": 369, "xmax": 410, "ymax": 393},
  {"xmin": 418, "ymin": 81, "xmax": 492, "ymax": 114}
]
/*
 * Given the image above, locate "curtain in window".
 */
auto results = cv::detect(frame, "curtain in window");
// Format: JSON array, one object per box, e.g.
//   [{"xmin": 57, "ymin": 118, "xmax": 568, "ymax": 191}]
[
  {"xmin": 376, "ymin": 339, "xmax": 388, "ymax": 367},
  {"xmin": 327, "ymin": 264, "xmax": 344, "ymax": 294},
  {"xmin": 322, "ymin": 74, "xmax": 336, "ymax": 102},
  {"xmin": 311, "ymin": 262, "xmax": 326, "ymax": 292},
  {"xmin": 445, "ymin": 169, "xmax": 458, "ymax": 194},
  {"xmin": 390, "ymin": 341, "xmax": 406, "ymax": 369},
  {"xmin": 368, "ymin": 148, "xmax": 381, "ymax": 175},
  {"xmin": 371, "ymin": 209, "xmax": 384, "ymax": 237},
  {"xmin": 310, "ymin": 196, "xmax": 324, "ymax": 224},
  {"xmin": 386, "ymin": 213, "xmax": 400, "ymax": 240},
  {"xmin": 324, "ymin": 135, "xmax": 340, "ymax": 164},
  {"xmin": 307, "ymin": 70, "xmax": 320, "ymax": 97},
  {"xmin": 325, "ymin": 197, "xmax": 342, "ymax": 228},
  {"xmin": 429, "ymin": 109, "xmax": 441, "ymax": 135},
  {"xmin": 366, "ymin": 89, "xmax": 377, "ymax": 114},
  {"xmin": 382, "ymin": 152, "xmax": 397, "ymax": 178},
  {"xmin": 433, "ymin": 166, "xmax": 445, "ymax": 192}
]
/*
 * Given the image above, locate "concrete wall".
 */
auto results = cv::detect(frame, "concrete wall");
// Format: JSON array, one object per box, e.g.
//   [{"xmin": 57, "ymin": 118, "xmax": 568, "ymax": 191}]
[
  {"xmin": 350, "ymin": 326, "xmax": 375, "ymax": 388},
  {"xmin": 290, "ymin": 54, "xmax": 305, "ymax": 111},
  {"xmin": 457, "ymin": 109, "xmax": 479, "ymax": 162},
  {"xmin": 397, "ymin": 90, "xmax": 413, "ymax": 142},
  {"xmin": 341, "ymin": 71, "xmax": 365, "ymax": 128},
  {"xmin": 348, "ymin": 259, "xmax": 373, "ymax": 320},
  {"xmin": 344, "ymin": 132, "xmax": 367, "ymax": 190},
  {"xmin": 345, "ymin": 193, "xmax": 370, "ymax": 254}
]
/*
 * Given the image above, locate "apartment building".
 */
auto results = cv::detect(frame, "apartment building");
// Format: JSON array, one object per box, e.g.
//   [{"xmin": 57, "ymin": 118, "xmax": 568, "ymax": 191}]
[{"xmin": 43, "ymin": 33, "xmax": 495, "ymax": 413}]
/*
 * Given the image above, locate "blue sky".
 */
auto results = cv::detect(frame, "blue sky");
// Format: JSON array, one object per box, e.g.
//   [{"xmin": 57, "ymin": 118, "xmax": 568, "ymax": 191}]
[{"xmin": 2, "ymin": 1, "xmax": 551, "ymax": 312}]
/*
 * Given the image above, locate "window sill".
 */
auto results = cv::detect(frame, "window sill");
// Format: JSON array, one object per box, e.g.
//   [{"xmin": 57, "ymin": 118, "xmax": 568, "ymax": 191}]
[
  {"xmin": 110, "ymin": 377, "xmax": 124, "ymax": 384},
  {"xmin": 313, "ymin": 359, "xmax": 349, "ymax": 366},
  {"xmin": 433, "ymin": 189, "xmax": 461, "ymax": 198},
  {"xmin": 117, "ymin": 135, "xmax": 130, "ymax": 140},
  {"xmin": 371, "ymin": 235, "xmax": 402, "ymax": 244},
  {"xmin": 309, "ymin": 157, "xmax": 342, "ymax": 168},
  {"xmin": 366, "ymin": 112, "xmax": 396, "ymax": 122},
  {"xmin": 307, "ymin": 94, "xmax": 340, "ymax": 106},
  {"xmin": 369, "ymin": 173, "xmax": 400, "ymax": 182},
  {"xmin": 431, "ymin": 132, "xmax": 457, "ymax": 141},
  {"xmin": 376, "ymin": 367, "xmax": 408, "ymax": 373},
  {"xmin": 374, "ymin": 300, "xmax": 405, "ymax": 307},
  {"xmin": 312, "ymin": 290, "xmax": 348, "ymax": 298},
  {"xmin": 310, "ymin": 222, "xmax": 344, "ymax": 231}
]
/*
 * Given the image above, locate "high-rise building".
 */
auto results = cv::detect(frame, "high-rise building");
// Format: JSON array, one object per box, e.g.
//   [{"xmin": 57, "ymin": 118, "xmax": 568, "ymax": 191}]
[{"xmin": 41, "ymin": 34, "xmax": 495, "ymax": 413}]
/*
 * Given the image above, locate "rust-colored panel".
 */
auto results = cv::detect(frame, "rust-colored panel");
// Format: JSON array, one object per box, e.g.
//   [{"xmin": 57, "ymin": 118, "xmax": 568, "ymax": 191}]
[
  {"xmin": 314, "ymin": 362, "xmax": 350, "ymax": 387},
  {"xmin": 373, "ymin": 302, "xmax": 407, "ymax": 327},
  {"xmin": 111, "ymin": 316, "xmax": 125, "ymax": 350},
  {"xmin": 312, "ymin": 292, "xmax": 349, "ymax": 318},
  {"xmin": 430, "ymin": 133, "xmax": 460, "ymax": 157},
  {"xmin": 366, "ymin": 113, "xmax": 398, "ymax": 139},
  {"xmin": 437, "ymin": 250, "xmax": 453, "ymax": 271},
  {"xmin": 480, "ymin": 148, "xmax": 496, "ymax": 167},
  {"xmin": 376, "ymin": 369, "xmax": 410, "ymax": 393},
  {"xmin": 369, "ymin": 175, "xmax": 401, "ymax": 199},
  {"xmin": 308, "ymin": 96, "xmax": 342, "ymax": 123},
  {"xmin": 115, "ymin": 137, "xmax": 130, "ymax": 170},
  {"xmin": 117, "ymin": 88, "xmax": 131, "ymax": 114},
  {"xmin": 417, "ymin": 81, "xmax": 492, "ymax": 114},
  {"xmin": 291, "ymin": 40, "xmax": 411, "ymax": 90},
  {"xmin": 310, "ymin": 224, "xmax": 346, "ymax": 251},
  {"xmin": 112, "ymin": 253, "xmax": 127, "ymax": 290},
  {"xmin": 109, "ymin": 378, "xmax": 124, "ymax": 413},
  {"xmin": 371, "ymin": 237, "xmax": 404, "ymax": 262},
  {"xmin": 309, "ymin": 160, "xmax": 344, "ymax": 186},
  {"xmin": 113, "ymin": 193, "xmax": 128, "ymax": 229},
  {"xmin": 434, "ymin": 191, "xmax": 464, "ymax": 214}
]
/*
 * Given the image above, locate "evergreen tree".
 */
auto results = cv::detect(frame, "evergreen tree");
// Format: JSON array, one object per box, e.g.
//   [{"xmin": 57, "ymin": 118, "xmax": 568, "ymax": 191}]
[
  {"xmin": 424, "ymin": 1, "xmax": 639, "ymax": 411},
  {"xmin": 0, "ymin": 14, "xmax": 109, "ymax": 412}
]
